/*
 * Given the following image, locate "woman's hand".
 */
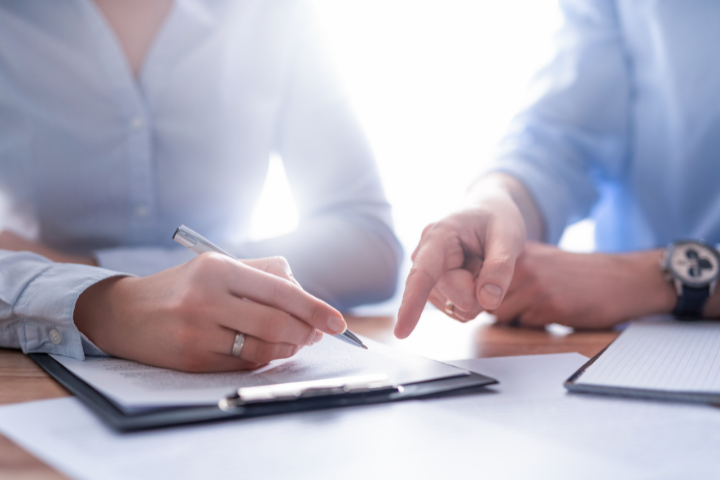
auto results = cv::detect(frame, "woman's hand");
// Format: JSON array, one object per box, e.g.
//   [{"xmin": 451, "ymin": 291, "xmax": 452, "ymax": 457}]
[
  {"xmin": 490, "ymin": 242, "xmax": 677, "ymax": 329},
  {"xmin": 74, "ymin": 253, "xmax": 347, "ymax": 372},
  {"xmin": 395, "ymin": 174, "xmax": 536, "ymax": 338}
]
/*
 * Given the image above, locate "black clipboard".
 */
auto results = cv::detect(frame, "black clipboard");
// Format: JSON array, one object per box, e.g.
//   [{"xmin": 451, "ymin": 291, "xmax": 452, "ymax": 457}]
[
  {"xmin": 30, "ymin": 353, "xmax": 497, "ymax": 432},
  {"xmin": 564, "ymin": 347, "xmax": 720, "ymax": 405}
]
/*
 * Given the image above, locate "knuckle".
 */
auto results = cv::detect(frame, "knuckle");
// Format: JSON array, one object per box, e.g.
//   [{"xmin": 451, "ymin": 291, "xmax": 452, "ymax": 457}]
[
  {"xmin": 189, "ymin": 252, "xmax": 229, "ymax": 279},
  {"xmin": 409, "ymin": 264, "xmax": 436, "ymax": 287},
  {"xmin": 301, "ymin": 325, "xmax": 316, "ymax": 346},
  {"xmin": 482, "ymin": 259, "xmax": 514, "ymax": 284},
  {"xmin": 309, "ymin": 301, "xmax": 327, "ymax": 327},
  {"xmin": 417, "ymin": 223, "xmax": 438, "ymax": 244},
  {"xmin": 195, "ymin": 251, "xmax": 223, "ymax": 268},
  {"xmin": 263, "ymin": 256, "xmax": 292, "ymax": 278},
  {"xmin": 269, "ymin": 279, "xmax": 292, "ymax": 308},
  {"xmin": 271, "ymin": 256, "xmax": 290, "ymax": 270}
]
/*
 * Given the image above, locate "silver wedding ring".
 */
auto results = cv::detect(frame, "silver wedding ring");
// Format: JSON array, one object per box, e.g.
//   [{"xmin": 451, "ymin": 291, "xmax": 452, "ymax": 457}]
[
  {"xmin": 231, "ymin": 332, "xmax": 245, "ymax": 357},
  {"xmin": 444, "ymin": 301, "xmax": 455, "ymax": 315}
]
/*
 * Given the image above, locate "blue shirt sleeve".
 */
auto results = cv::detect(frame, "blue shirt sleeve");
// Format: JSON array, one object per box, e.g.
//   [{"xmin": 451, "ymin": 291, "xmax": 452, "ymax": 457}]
[
  {"xmin": 0, "ymin": 250, "xmax": 126, "ymax": 359},
  {"xmin": 489, "ymin": 0, "xmax": 631, "ymax": 244}
]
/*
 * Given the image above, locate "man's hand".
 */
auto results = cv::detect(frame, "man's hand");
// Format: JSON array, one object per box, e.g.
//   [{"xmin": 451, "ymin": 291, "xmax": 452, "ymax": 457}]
[
  {"xmin": 0, "ymin": 230, "xmax": 97, "ymax": 265},
  {"xmin": 74, "ymin": 253, "xmax": 347, "ymax": 372},
  {"xmin": 490, "ymin": 242, "xmax": 677, "ymax": 328},
  {"xmin": 395, "ymin": 174, "xmax": 535, "ymax": 338}
]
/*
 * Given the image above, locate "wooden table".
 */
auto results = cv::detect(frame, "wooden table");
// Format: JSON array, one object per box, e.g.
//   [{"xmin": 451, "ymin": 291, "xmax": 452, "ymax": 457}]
[{"xmin": 0, "ymin": 311, "xmax": 618, "ymax": 480}]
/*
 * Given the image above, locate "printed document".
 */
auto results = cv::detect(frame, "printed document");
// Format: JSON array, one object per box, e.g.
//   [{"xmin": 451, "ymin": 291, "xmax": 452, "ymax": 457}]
[{"xmin": 51, "ymin": 335, "xmax": 465, "ymax": 409}]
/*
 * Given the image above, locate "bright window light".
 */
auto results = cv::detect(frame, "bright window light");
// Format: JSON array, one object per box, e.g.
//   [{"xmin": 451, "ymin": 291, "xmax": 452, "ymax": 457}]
[
  {"xmin": 251, "ymin": 1, "xmax": 593, "ymax": 310},
  {"xmin": 249, "ymin": 153, "xmax": 299, "ymax": 242}
]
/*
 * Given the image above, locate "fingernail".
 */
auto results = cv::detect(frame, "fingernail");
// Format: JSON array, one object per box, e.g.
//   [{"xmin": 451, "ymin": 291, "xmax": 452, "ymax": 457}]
[
  {"xmin": 327, "ymin": 315, "xmax": 346, "ymax": 334},
  {"xmin": 480, "ymin": 284, "xmax": 503, "ymax": 309},
  {"xmin": 312, "ymin": 330, "xmax": 323, "ymax": 344}
]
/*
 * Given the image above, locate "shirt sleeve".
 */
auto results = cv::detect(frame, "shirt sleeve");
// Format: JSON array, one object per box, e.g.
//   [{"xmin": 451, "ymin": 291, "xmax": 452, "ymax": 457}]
[
  {"xmin": 95, "ymin": 1, "xmax": 403, "ymax": 310},
  {"xmin": 245, "ymin": 1, "xmax": 402, "ymax": 310},
  {"xmin": 0, "ymin": 250, "xmax": 127, "ymax": 359},
  {"xmin": 488, "ymin": 0, "xmax": 631, "ymax": 244}
]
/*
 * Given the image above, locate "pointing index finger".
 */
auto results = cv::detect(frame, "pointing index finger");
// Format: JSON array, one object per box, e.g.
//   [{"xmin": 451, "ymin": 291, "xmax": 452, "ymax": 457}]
[{"xmin": 395, "ymin": 242, "xmax": 447, "ymax": 339}]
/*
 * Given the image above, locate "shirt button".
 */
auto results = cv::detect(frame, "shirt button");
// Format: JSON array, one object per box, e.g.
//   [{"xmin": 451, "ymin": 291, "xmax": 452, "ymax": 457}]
[
  {"xmin": 49, "ymin": 329, "xmax": 62, "ymax": 345},
  {"xmin": 130, "ymin": 116, "xmax": 145, "ymax": 130},
  {"xmin": 135, "ymin": 203, "xmax": 150, "ymax": 218}
]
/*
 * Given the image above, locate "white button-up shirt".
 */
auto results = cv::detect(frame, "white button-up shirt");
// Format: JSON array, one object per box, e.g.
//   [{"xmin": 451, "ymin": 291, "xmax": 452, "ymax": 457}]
[{"xmin": 0, "ymin": 0, "xmax": 401, "ymax": 359}]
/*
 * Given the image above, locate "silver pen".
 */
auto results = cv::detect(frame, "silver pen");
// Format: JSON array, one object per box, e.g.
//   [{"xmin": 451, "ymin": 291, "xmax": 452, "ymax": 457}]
[{"xmin": 173, "ymin": 225, "xmax": 368, "ymax": 350}]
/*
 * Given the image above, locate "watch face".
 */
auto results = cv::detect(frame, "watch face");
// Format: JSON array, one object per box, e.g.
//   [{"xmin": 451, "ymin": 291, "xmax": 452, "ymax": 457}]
[{"xmin": 669, "ymin": 242, "xmax": 720, "ymax": 286}]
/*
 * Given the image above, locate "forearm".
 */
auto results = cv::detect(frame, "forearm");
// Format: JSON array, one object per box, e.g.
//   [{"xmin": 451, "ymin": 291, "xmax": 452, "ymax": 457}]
[{"xmin": 466, "ymin": 172, "xmax": 545, "ymax": 242}]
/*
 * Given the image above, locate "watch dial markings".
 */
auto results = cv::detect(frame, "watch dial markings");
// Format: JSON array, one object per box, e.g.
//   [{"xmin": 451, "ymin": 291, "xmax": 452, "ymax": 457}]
[{"xmin": 671, "ymin": 244, "xmax": 719, "ymax": 283}]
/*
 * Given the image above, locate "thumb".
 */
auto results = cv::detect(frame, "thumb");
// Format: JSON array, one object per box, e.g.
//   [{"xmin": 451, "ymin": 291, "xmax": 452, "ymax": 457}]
[{"xmin": 475, "ymin": 220, "xmax": 524, "ymax": 310}]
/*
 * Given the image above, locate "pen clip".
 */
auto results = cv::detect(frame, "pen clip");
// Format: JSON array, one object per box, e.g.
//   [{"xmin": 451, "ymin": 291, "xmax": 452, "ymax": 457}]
[{"xmin": 218, "ymin": 374, "xmax": 400, "ymax": 410}]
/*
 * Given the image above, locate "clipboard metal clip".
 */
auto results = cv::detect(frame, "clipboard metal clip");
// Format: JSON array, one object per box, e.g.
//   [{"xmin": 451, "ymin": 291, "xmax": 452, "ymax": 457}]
[{"xmin": 218, "ymin": 374, "xmax": 401, "ymax": 411}]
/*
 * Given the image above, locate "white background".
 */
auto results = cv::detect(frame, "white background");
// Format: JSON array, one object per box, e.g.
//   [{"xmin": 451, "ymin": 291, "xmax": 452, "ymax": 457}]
[{"xmin": 250, "ymin": 0, "xmax": 595, "ymax": 311}]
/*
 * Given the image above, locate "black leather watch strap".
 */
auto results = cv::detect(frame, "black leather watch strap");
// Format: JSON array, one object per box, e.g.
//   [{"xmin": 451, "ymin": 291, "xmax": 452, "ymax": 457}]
[{"xmin": 672, "ymin": 285, "xmax": 710, "ymax": 320}]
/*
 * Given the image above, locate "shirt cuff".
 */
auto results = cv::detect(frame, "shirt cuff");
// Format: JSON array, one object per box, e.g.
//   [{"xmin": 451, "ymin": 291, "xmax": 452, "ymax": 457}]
[{"xmin": 12, "ymin": 263, "xmax": 128, "ymax": 360}]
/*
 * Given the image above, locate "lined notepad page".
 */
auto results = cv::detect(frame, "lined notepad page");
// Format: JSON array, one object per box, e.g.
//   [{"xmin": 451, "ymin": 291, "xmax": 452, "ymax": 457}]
[{"xmin": 577, "ymin": 319, "xmax": 720, "ymax": 392}]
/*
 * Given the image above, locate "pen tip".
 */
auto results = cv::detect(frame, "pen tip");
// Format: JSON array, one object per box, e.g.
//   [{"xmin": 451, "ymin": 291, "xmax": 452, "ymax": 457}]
[{"xmin": 361, "ymin": 345, "xmax": 368, "ymax": 350}]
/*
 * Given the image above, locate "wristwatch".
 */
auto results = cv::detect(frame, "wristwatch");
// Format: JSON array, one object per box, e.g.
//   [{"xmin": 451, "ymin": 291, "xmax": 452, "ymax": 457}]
[{"xmin": 661, "ymin": 240, "xmax": 720, "ymax": 319}]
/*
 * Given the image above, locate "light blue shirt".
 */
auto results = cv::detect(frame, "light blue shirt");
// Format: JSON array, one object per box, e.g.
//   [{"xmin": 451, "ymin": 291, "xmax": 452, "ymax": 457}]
[
  {"xmin": 492, "ymin": 0, "xmax": 720, "ymax": 250},
  {"xmin": 0, "ymin": 0, "xmax": 401, "ymax": 359}
]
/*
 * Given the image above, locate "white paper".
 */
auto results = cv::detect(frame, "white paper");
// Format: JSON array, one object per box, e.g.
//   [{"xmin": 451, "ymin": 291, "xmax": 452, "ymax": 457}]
[
  {"xmin": 575, "ymin": 317, "xmax": 720, "ymax": 392},
  {"xmin": 3, "ymin": 353, "xmax": 720, "ymax": 480},
  {"xmin": 51, "ymin": 335, "xmax": 465, "ymax": 409},
  {"xmin": 444, "ymin": 353, "xmax": 720, "ymax": 478}
]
